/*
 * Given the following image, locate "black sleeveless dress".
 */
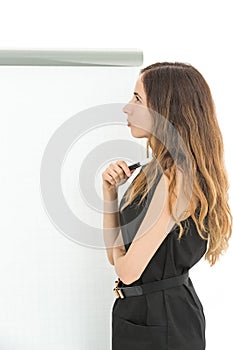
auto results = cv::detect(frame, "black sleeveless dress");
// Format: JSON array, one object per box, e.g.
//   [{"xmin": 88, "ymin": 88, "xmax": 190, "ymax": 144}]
[{"xmin": 112, "ymin": 166, "xmax": 207, "ymax": 350}]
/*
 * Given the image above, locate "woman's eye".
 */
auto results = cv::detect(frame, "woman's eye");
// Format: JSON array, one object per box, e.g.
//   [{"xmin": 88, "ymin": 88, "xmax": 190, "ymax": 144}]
[{"xmin": 135, "ymin": 95, "xmax": 140, "ymax": 102}]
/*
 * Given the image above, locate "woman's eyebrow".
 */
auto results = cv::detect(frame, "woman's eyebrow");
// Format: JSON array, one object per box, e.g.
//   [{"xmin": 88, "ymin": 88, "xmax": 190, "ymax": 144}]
[{"xmin": 134, "ymin": 92, "xmax": 143, "ymax": 99}]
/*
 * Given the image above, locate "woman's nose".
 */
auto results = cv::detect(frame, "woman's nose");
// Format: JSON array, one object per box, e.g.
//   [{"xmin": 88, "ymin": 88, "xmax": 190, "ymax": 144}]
[{"xmin": 122, "ymin": 102, "xmax": 132, "ymax": 114}]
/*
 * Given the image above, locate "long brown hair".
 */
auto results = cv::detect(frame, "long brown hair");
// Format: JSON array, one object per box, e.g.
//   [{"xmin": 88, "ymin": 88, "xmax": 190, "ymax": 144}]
[{"xmin": 120, "ymin": 62, "xmax": 232, "ymax": 267}]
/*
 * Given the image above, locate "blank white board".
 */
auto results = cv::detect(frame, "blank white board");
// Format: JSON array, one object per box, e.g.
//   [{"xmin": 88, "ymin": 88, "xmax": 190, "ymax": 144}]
[{"xmin": 0, "ymin": 52, "xmax": 148, "ymax": 350}]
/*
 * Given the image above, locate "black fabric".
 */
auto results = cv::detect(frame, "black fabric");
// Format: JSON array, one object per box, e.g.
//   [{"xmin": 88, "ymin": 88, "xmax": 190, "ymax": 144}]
[{"xmin": 112, "ymin": 166, "xmax": 207, "ymax": 349}]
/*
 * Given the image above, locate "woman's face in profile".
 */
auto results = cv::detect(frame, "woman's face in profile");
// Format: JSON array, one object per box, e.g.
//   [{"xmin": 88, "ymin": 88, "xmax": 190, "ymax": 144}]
[{"xmin": 123, "ymin": 74, "xmax": 153, "ymax": 138}]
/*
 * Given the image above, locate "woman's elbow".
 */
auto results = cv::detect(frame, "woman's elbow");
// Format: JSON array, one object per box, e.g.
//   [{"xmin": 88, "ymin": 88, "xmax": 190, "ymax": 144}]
[{"xmin": 118, "ymin": 270, "xmax": 139, "ymax": 285}]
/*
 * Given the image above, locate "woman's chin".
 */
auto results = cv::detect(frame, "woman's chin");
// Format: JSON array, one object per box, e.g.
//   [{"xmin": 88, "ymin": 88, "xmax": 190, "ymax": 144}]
[{"xmin": 130, "ymin": 127, "xmax": 149, "ymax": 138}]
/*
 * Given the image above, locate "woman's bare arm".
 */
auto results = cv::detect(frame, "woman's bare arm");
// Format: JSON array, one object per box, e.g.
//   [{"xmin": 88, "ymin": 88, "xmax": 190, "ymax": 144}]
[{"xmin": 102, "ymin": 187, "xmax": 121, "ymax": 265}]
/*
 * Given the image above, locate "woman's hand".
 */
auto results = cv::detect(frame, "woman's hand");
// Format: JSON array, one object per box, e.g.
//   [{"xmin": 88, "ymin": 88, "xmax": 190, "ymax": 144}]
[{"xmin": 102, "ymin": 160, "xmax": 136, "ymax": 191}]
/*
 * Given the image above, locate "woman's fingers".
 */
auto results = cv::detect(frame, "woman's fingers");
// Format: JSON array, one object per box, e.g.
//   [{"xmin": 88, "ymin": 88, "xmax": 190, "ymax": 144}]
[
  {"xmin": 102, "ymin": 160, "xmax": 136, "ymax": 190},
  {"xmin": 105, "ymin": 173, "xmax": 116, "ymax": 185},
  {"xmin": 109, "ymin": 163, "xmax": 126, "ymax": 183},
  {"xmin": 110, "ymin": 161, "xmax": 131, "ymax": 178},
  {"xmin": 116, "ymin": 161, "xmax": 132, "ymax": 177}
]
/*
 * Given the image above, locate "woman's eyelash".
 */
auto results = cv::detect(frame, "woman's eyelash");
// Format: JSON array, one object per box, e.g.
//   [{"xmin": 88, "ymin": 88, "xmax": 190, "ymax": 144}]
[{"xmin": 135, "ymin": 95, "xmax": 140, "ymax": 102}]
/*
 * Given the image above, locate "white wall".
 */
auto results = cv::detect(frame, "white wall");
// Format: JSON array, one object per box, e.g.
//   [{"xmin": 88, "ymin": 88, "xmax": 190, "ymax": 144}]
[{"xmin": 0, "ymin": 1, "xmax": 232, "ymax": 349}]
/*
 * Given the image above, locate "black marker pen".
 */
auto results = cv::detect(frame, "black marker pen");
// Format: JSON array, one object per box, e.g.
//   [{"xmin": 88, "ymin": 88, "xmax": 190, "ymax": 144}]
[{"xmin": 128, "ymin": 159, "xmax": 152, "ymax": 171}]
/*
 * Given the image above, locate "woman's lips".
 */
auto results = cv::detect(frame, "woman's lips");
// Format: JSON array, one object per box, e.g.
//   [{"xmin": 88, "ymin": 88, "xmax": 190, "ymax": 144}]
[{"xmin": 127, "ymin": 120, "xmax": 131, "ymax": 126}]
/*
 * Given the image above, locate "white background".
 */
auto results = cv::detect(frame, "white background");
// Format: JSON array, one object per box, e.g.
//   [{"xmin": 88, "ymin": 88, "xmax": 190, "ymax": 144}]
[{"xmin": 0, "ymin": 0, "xmax": 232, "ymax": 349}]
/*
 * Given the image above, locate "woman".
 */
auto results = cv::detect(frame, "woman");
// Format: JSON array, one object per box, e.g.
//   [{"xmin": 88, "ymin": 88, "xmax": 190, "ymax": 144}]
[{"xmin": 102, "ymin": 62, "xmax": 232, "ymax": 350}]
